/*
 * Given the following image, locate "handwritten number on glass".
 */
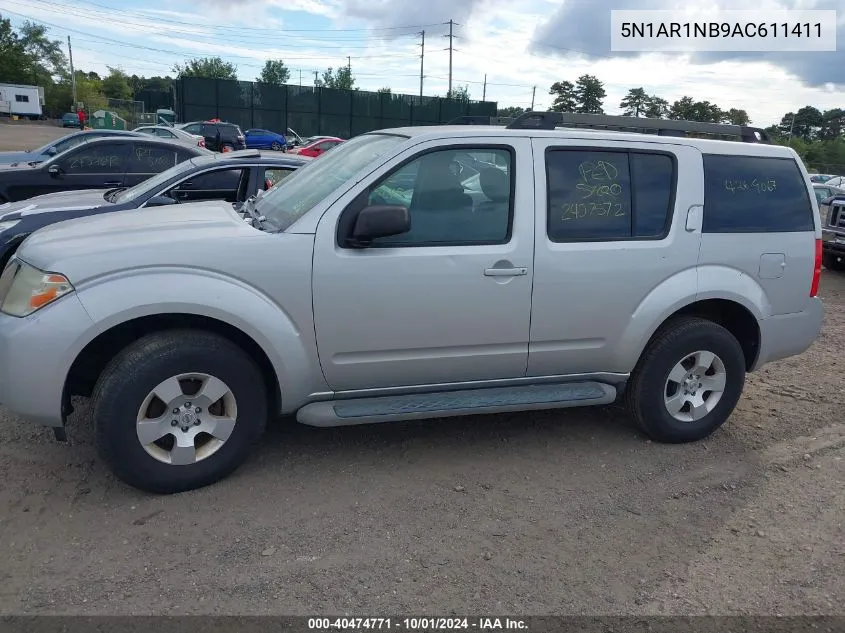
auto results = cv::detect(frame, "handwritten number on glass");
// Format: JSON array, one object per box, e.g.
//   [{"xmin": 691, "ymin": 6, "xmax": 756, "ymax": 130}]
[
  {"xmin": 559, "ymin": 160, "xmax": 627, "ymax": 221},
  {"xmin": 724, "ymin": 179, "xmax": 777, "ymax": 193}
]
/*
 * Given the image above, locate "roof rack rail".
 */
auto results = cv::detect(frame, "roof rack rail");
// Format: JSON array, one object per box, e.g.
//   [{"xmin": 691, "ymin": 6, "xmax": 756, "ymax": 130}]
[
  {"xmin": 445, "ymin": 115, "xmax": 516, "ymax": 126},
  {"xmin": 504, "ymin": 111, "xmax": 770, "ymax": 144}
]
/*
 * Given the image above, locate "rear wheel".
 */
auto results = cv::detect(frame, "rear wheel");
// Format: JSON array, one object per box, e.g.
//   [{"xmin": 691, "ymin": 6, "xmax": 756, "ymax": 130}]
[
  {"xmin": 91, "ymin": 329, "xmax": 268, "ymax": 494},
  {"xmin": 822, "ymin": 252, "xmax": 845, "ymax": 271},
  {"xmin": 626, "ymin": 317, "xmax": 746, "ymax": 443},
  {"xmin": 270, "ymin": 141, "xmax": 282, "ymax": 151}
]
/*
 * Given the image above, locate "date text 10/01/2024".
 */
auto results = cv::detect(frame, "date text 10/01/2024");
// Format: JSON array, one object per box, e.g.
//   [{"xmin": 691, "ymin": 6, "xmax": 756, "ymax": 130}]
[{"xmin": 307, "ymin": 617, "xmax": 528, "ymax": 630}]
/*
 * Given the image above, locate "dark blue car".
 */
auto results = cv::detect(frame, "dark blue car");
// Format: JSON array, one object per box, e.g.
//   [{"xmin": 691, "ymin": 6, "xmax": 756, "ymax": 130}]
[{"xmin": 243, "ymin": 128, "xmax": 287, "ymax": 151}]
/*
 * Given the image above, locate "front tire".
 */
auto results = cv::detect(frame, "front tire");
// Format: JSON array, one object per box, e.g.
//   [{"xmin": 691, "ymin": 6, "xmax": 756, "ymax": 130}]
[
  {"xmin": 626, "ymin": 317, "xmax": 746, "ymax": 443},
  {"xmin": 91, "ymin": 329, "xmax": 268, "ymax": 494}
]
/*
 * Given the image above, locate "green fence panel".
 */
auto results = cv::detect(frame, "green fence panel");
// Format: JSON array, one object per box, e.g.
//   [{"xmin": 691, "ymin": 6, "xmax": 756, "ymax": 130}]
[
  {"xmin": 382, "ymin": 94, "xmax": 412, "ymax": 119},
  {"xmin": 287, "ymin": 86, "xmax": 318, "ymax": 113},
  {"xmin": 181, "ymin": 77, "xmax": 217, "ymax": 107},
  {"xmin": 412, "ymin": 96, "xmax": 440, "ymax": 123},
  {"xmin": 253, "ymin": 110, "xmax": 286, "ymax": 133},
  {"xmin": 319, "ymin": 88, "xmax": 351, "ymax": 116},
  {"xmin": 440, "ymin": 98, "xmax": 466, "ymax": 121},
  {"xmin": 351, "ymin": 116, "xmax": 382, "ymax": 136},
  {"xmin": 319, "ymin": 114, "xmax": 351, "ymax": 138},
  {"xmin": 254, "ymin": 83, "xmax": 287, "ymax": 112},
  {"xmin": 287, "ymin": 112, "xmax": 319, "ymax": 135},
  {"xmin": 352, "ymin": 91, "xmax": 381, "ymax": 117},
  {"xmin": 468, "ymin": 101, "xmax": 496, "ymax": 116}
]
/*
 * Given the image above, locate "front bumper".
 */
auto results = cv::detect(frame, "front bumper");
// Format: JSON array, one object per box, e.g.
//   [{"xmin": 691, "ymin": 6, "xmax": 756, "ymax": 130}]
[
  {"xmin": 0, "ymin": 293, "xmax": 96, "ymax": 428},
  {"xmin": 821, "ymin": 229, "xmax": 845, "ymax": 255}
]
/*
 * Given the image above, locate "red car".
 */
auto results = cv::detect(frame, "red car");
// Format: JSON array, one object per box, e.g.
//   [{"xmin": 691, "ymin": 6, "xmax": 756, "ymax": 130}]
[{"xmin": 289, "ymin": 136, "xmax": 344, "ymax": 158}]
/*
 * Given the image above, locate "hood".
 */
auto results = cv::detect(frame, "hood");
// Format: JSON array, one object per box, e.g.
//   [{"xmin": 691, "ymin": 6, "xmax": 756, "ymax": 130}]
[
  {"xmin": 17, "ymin": 200, "xmax": 263, "ymax": 279},
  {"xmin": 0, "ymin": 189, "xmax": 111, "ymax": 220},
  {"xmin": 0, "ymin": 151, "xmax": 43, "ymax": 166}
]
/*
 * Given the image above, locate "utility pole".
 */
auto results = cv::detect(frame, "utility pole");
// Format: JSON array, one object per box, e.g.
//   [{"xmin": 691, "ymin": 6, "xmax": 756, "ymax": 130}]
[
  {"xmin": 530, "ymin": 86, "xmax": 536, "ymax": 110},
  {"xmin": 482, "ymin": 74, "xmax": 487, "ymax": 101},
  {"xmin": 347, "ymin": 56, "xmax": 351, "ymax": 70},
  {"xmin": 444, "ymin": 19, "xmax": 457, "ymax": 95},
  {"xmin": 788, "ymin": 113, "xmax": 796, "ymax": 142},
  {"xmin": 67, "ymin": 36, "xmax": 77, "ymax": 108},
  {"xmin": 299, "ymin": 69, "xmax": 302, "ymax": 86},
  {"xmin": 419, "ymin": 30, "xmax": 425, "ymax": 97},
  {"xmin": 314, "ymin": 70, "xmax": 319, "ymax": 86}
]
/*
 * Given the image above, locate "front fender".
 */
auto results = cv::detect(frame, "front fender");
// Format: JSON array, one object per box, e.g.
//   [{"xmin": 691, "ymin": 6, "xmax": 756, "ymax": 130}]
[
  {"xmin": 73, "ymin": 267, "xmax": 328, "ymax": 410},
  {"xmin": 612, "ymin": 266, "xmax": 768, "ymax": 371}
]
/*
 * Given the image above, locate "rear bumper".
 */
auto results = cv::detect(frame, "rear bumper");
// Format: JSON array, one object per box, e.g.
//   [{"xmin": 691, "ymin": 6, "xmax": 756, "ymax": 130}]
[{"xmin": 752, "ymin": 298, "xmax": 824, "ymax": 371}]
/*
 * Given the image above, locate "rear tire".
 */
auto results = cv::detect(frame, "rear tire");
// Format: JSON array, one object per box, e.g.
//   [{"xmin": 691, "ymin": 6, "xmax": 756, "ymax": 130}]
[
  {"xmin": 270, "ymin": 141, "xmax": 282, "ymax": 151},
  {"xmin": 91, "ymin": 329, "xmax": 268, "ymax": 494},
  {"xmin": 822, "ymin": 252, "xmax": 845, "ymax": 271},
  {"xmin": 626, "ymin": 317, "xmax": 745, "ymax": 443}
]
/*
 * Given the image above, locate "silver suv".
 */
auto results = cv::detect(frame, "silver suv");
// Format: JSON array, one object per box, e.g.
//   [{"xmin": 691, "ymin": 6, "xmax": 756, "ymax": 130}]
[{"xmin": 0, "ymin": 112, "xmax": 824, "ymax": 493}]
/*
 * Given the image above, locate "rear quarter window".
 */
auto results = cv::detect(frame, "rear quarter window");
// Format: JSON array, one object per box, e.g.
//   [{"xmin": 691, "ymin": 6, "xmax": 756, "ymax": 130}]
[{"xmin": 703, "ymin": 154, "xmax": 813, "ymax": 233}]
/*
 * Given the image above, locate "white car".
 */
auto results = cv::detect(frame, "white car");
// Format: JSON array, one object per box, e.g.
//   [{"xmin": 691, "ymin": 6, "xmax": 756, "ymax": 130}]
[{"xmin": 133, "ymin": 125, "xmax": 206, "ymax": 149}]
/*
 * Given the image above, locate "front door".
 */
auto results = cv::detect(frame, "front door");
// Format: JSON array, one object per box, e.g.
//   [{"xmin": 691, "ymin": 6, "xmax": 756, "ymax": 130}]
[
  {"xmin": 312, "ymin": 138, "xmax": 535, "ymax": 391},
  {"xmin": 43, "ymin": 141, "xmax": 130, "ymax": 195}
]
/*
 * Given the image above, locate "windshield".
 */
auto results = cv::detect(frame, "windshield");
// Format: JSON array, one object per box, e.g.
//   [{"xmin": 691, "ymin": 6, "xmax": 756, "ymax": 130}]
[
  {"xmin": 113, "ymin": 159, "xmax": 199, "ymax": 204},
  {"xmin": 256, "ymin": 133, "xmax": 408, "ymax": 231}
]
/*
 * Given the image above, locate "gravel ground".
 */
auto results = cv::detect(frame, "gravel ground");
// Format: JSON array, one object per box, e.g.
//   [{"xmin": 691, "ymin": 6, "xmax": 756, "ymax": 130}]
[
  {"xmin": 0, "ymin": 121, "xmax": 843, "ymax": 616},
  {"xmin": 0, "ymin": 121, "xmax": 68, "ymax": 152}
]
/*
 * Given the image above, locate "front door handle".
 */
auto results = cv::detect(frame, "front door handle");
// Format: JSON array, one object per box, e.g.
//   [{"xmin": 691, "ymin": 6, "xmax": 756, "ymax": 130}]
[
  {"xmin": 484, "ymin": 267, "xmax": 527, "ymax": 277},
  {"xmin": 103, "ymin": 180, "xmax": 121, "ymax": 186}
]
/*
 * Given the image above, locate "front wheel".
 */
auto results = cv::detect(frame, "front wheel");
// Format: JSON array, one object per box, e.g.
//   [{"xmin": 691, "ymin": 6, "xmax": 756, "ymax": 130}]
[
  {"xmin": 91, "ymin": 329, "xmax": 268, "ymax": 493},
  {"xmin": 626, "ymin": 317, "xmax": 746, "ymax": 443}
]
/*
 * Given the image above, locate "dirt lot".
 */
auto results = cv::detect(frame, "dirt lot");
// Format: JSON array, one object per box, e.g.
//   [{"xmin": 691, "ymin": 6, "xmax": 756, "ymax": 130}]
[
  {"xmin": 0, "ymin": 120, "xmax": 843, "ymax": 616},
  {"xmin": 0, "ymin": 120, "xmax": 69, "ymax": 152}
]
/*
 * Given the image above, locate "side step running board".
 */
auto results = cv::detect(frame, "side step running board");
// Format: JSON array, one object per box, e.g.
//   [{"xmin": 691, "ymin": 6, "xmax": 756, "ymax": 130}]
[{"xmin": 296, "ymin": 381, "xmax": 617, "ymax": 427}]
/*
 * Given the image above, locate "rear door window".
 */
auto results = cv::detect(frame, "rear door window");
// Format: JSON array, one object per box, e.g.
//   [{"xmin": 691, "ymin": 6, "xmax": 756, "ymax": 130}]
[
  {"xmin": 702, "ymin": 155, "xmax": 813, "ymax": 233},
  {"xmin": 128, "ymin": 143, "xmax": 179, "ymax": 174}
]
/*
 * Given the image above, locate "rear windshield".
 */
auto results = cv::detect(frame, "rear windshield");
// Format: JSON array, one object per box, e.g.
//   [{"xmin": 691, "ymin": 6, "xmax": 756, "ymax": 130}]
[{"xmin": 703, "ymin": 154, "xmax": 814, "ymax": 233}]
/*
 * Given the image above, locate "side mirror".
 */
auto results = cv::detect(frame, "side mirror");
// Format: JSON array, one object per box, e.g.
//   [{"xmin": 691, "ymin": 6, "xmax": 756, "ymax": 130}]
[
  {"xmin": 46, "ymin": 147, "xmax": 58, "ymax": 156},
  {"xmin": 348, "ymin": 205, "xmax": 410, "ymax": 246},
  {"xmin": 48, "ymin": 164, "xmax": 62, "ymax": 177},
  {"xmin": 146, "ymin": 195, "xmax": 178, "ymax": 207}
]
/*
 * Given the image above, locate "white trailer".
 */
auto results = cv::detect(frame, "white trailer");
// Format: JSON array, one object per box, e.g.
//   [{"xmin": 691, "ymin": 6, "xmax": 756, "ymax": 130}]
[{"xmin": 0, "ymin": 83, "xmax": 45, "ymax": 119}]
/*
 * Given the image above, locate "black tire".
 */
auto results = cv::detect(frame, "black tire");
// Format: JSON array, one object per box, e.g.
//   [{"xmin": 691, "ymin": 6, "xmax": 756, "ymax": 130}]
[
  {"xmin": 91, "ymin": 329, "xmax": 268, "ymax": 494},
  {"xmin": 270, "ymin": 141, "xmax": 282, "ymax": 151},
  {"xmin": 626, "ymin": 317, "xmax": 745, "ymax": 443},
  {"xmin": 822, "ymin": 252, "xmax": 845, "ymax": 271}
]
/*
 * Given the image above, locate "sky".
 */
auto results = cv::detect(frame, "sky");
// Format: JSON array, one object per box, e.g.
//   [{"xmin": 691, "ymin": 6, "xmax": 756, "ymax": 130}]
[{"xmin": 1, "ymin": 0, "xmax": 843, "ymax": 127}]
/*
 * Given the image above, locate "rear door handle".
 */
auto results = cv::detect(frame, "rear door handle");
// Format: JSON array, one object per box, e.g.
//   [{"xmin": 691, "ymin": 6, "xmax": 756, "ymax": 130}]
[
  {"xmin": 484, "ymin": 267, "xmax": 527, "ymax": 277},
  {"xmin": 103, "ymin": 180, "xmax": 121, "ymax": 186}
]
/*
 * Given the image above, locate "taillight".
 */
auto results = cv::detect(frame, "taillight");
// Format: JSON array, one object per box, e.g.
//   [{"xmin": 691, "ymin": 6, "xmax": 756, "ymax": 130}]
[
  {"xmin": 198, "ymin": 139, "xmax": 205, "ymax": 147},
  {"xmin": 811, "ymin": 238, "xmax": 822, "ymax": 297}
]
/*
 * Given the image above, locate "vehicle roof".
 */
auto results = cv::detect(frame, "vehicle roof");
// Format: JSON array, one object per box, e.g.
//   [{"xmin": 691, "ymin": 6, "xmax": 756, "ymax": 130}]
[
  {"xmin": 188, "ymin": 150, "xmax": 312, "ymax": 167},
  {"xmin": 81, "ymin": 135, "xmax": 208, "ymax": 152},
  {"xmin": 373, "ymin": 125, "xmax": 798, "ymax": 158}
]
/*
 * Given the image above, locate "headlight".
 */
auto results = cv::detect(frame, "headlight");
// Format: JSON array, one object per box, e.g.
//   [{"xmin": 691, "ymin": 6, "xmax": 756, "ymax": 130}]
[
  {"xmin": 0, "ymin": 259, "xmax": 74, "ymax": 317},
  {"xmin": 821, "ymin": 203, "xmax": 832, "ymax": 226},
  {"xmin": 0, "ymin": 219, "xmax": 20, "ymax": 232}
]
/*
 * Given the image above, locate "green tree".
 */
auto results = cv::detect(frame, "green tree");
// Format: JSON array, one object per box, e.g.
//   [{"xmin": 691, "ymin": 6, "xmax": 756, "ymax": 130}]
[
  {"xmin": 173, "ymin": 56, "xmax": 237, "ymax": 80},
  {"xmin": 643, "ymin": 96, "xmax": 669, "ymax": 118},
  {"xmin": 446, "ymin": 85, "xmax": 470, "ymax": 101},
  {"xmin": 257, "ymin": 59, "xmax": 290, "ymax": 85},
  {"xmin": 0, "ymin": 15, "xmax": 29, "ymax": 84},
  {"xmin": 102, "ymin": 66, "xmax": 133, "ymax": 100},
  {"xmin": 778, "ymin": 106, "xmax": 823, "ymax": 141},
  {"xmin": 377, "ymin": 86, "xmax": 392, "ymax": 94},
  {"xmin": 548, "ymin": 80, "xmax": 576, "ymax": 113},
  {"xmin": 619, "ymin": 87, "xmax": 649, "ymax": 117},
  {"xmin": 723, "ymin": 108, "xmax": 750, "ymax": 126},
  {"xmin": 574, "ymin": 74, "xmax": 605, "ymax": 114},
  {"xmin": 315, "ymin": 66, "xmax": 355, "ymax": 90},
  {"xmin": 18, "ymin": 20, "xmax": 67, "ymax": 81},
  {"xmin": 819, "ymin": 108, "xmax": 845, "ymax": 140}
]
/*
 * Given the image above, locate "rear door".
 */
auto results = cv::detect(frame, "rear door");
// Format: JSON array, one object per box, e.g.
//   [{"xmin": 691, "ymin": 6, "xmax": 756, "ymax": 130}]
[
  {"xmin": 123, "ymin": 142, "xmax": 181, "ymax": 187},
  {"xmin": 699, "ymin": 153, "xmax": 816, "ymax": 315},
  {"xmin": 527, "ymin": 138, "xmax": 702, "ymax": 376}
]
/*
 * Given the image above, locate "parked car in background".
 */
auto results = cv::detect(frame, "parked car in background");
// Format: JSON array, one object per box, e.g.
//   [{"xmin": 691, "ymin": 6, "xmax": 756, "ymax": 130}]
[
  {"xmin": 178, "ymin": 121, "xmax": 246, "ymax": 152},
  {"xmin": 244, "ymin": 129, "xmax": 287, "ymax": 151},
  {"xmin": 0, "ymin": 150, "xmax": 308, "ymax": 269},
  {"xmin": 823, "ymin": 176, "xmax": 845, "ymax": 188},
  {"xmin": 0, "ymin": 136, "xmax": 210, "ymax": 203},
  {"xmin": 134, "ymin": 125, "xmax": 206, "ymax": 148},
  {"xmin": 61, "ymin": 112, "xmax": 80, "ymax": 128},
  {"xmin": 810, "ymin": 174, "xmax": 838, "ymax": 183},
  {"xmin": 287, "ymin": 136, "xmax": 344, "ymax": 158},
  {"xmin": 0, "ymin": 129, "xmax": 146, "ymax": 167},
  {"xmin": 813, "ymin": 182, "xmax": 845, "ymax": 205}
]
